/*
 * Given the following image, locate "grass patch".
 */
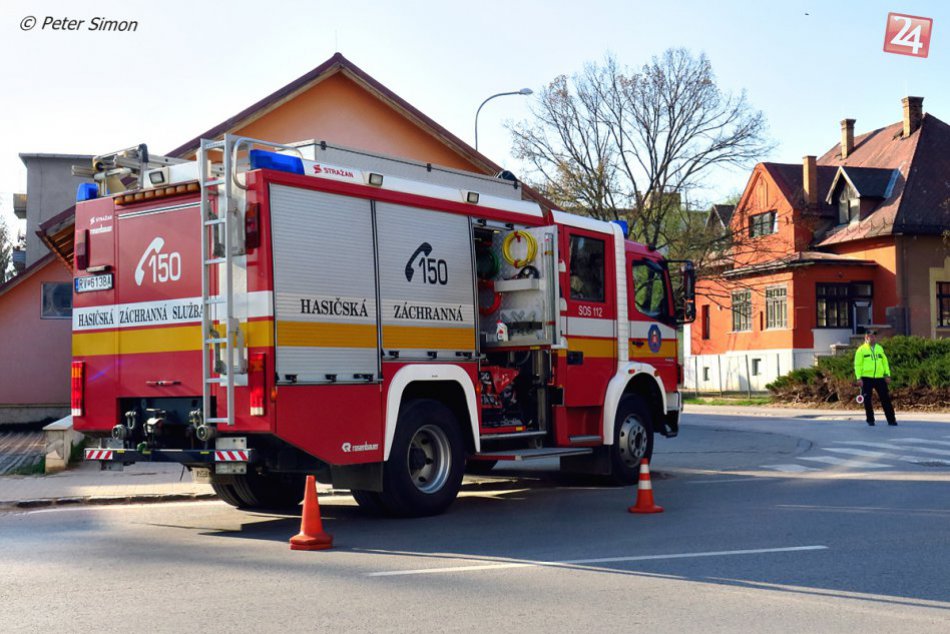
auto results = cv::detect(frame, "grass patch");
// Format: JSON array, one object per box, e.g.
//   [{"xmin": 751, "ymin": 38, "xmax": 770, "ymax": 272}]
[{"xmin": 685, "ymin": 396, "xmax": 773, "ymax": 407}]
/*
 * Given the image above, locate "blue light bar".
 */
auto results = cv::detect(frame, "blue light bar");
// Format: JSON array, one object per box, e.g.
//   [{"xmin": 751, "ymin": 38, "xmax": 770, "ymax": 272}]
[
  {"xmin": 612, "ymin": 219, "xmax": 629, "ymax": 237},
  {"xmin": 249, "ymin": 149, "xmax": 304, "ymax": 175},
  {"xmin": 77, "ymin": 183, "xmax": 98, "ymax": 202}
]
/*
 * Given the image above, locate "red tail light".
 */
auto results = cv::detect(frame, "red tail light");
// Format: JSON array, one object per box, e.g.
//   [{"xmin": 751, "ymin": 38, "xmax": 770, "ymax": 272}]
[
  {"xmin": 75, "ymin": 230, "xmax": 89, "ymax": 271},
  {"xmin": 71, "ymin": 361, "xmax": 85, "ymax": 416},
  {"xmin": 245, "ymin": 202, "xmax": 261, "ymax": 250},
  {"xmin": 249, "ymin": 353, "xmax": 266, "ymax": 416}
]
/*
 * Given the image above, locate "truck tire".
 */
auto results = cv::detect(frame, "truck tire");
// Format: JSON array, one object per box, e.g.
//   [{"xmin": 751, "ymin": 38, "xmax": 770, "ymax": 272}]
[
  {"xmin": 379, "ymin": 399, "xmax": 464, "ymax": 517},
  {"xmin": 211, "ymin": 481, "xmax": 248, "ymax": 508},
  {"xmin": 351, "ymin": 489, "xmax": 387, "ymax": 515},
  {"xmin": 214, "ymin": 472, "xmax": 305, "ymax": 510},
  {"xmin": 609, "ymin": 394, "xmax": 654, "ymax": 485}
]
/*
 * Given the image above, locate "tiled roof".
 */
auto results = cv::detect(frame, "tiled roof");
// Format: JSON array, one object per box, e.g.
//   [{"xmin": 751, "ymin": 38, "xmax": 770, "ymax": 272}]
[
  {"xmin": 761, "ymin": 163, "xmax": 838, "ymax": 215},
  {"xmin": 815, "ymin": 113, "xmax": 950, "ymax": 245},
  {"xmin": 830, "ymin": 166, "xmax": 897, "ymax": 199},
  {"xmin": 705, "ymin": 204, "xmax": 735, "ymax": 229}
]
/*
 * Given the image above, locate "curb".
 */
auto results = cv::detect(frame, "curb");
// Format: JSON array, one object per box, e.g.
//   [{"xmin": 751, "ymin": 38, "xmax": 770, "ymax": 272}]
[
  {"xmin": 0, "ymin": 488, "xmax": 353, "ymax": 512},
  {"xmin": 0, "ymin": 491, "xmax": 220, "ymax": 511}
]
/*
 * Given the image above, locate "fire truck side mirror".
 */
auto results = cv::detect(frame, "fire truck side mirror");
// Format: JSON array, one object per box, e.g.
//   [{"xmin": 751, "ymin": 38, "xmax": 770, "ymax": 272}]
[{"xmin": 668, "ymin": 260, "xmax": 696, "ymax": 325}]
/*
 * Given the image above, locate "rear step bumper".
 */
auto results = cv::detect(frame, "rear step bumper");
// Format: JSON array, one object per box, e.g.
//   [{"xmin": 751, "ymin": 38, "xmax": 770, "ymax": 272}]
[{"xmin": 84, "ymin": 447, "xmax": 257, "ymax": 465}]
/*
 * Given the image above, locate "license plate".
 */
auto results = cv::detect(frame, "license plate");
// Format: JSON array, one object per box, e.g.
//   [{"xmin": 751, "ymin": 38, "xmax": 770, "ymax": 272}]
[
  {"xmin": 192, "ymin": 467, "xmax": 211, "ymax": 484},
  {"xmin": 74, "ymin": 273, "xmax": 113, "ymax": 293}
]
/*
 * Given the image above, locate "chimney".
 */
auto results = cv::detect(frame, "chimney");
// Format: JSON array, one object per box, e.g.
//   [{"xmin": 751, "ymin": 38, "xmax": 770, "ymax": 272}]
[
  {"xmin": 803, "ymin": 155, "xmax": 818, "ymax": 208},
  {"xmin": 840, "ymin": 119, "xmax": 855, "ymax": 159},
  {"xmin": 902, "ymin": 96, "xmax": 924, "ymax": 137}
]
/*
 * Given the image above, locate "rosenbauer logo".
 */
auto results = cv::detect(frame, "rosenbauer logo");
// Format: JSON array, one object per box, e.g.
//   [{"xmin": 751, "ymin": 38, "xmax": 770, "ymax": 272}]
[{"xmin": 342, "ymin": 441, "xmax": 380, "ymax": 453}]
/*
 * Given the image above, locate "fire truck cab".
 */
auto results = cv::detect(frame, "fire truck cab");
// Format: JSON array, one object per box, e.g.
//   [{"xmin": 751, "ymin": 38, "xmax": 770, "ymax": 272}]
[{"xmin": 72, "ymin": 136, "xmax": 695, "ymax": 516}]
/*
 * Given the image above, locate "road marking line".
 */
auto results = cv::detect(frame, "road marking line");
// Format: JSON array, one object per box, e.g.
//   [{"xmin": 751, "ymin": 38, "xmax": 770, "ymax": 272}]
[
  {"xmin": 760, "ymin": 464, "xmax": 820, "ymax": 473},
  {"xmin": 799, "ymin": 456, "xmax": 891, "ymax": 468},
  {"xmin": 824, "ymin": 447, "xmax": 950, "ymax": 465},
  {"xmin": 890, "ymin": 438, "xmax": 950, "ymax": 448},
  {"xmin": 824, "ymin": 448, "xmax": 918, "ymax": 461},
  {"xmin": 688, "ymin": 477, "xmax": 762, "ymax": 484},
  {"xmin": 836, "ymin": 441, "xmax": 950, "ymax": 457},
  {"xmin": 777, "ymin": 504, "xmax": 950, "ymax": 516},
  {"xmin": 366, "ymin": 545, "xmax": 829, "ymax": 577}
]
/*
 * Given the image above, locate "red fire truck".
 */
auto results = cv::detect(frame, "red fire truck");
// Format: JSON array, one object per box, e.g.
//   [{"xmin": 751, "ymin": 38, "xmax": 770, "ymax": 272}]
[{"xmin": 72, "ymin": 136, "xmax": 695, "ymax": 516}]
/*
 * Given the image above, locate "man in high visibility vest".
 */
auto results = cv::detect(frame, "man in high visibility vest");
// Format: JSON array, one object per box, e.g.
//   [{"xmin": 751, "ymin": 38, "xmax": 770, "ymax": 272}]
[{"xmin": 853, "ymin": 330, "xmax": 897, "ymax": 426}]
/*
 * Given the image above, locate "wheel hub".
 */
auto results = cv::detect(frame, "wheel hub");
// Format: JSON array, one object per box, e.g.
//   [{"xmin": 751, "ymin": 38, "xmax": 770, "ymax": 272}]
[
  {"xmin": 618, "ymin": 414, "xmax": 648, "ymax": 469},
  {"xmin": 406, "ymin": 424, "xmax": 451, "ymax": 494}
]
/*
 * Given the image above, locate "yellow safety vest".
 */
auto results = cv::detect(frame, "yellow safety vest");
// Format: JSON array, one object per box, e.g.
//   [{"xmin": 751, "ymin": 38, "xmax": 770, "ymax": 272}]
[{"xmin": 854, "ymin": 342, "xmax": 891, "ymax": 379}]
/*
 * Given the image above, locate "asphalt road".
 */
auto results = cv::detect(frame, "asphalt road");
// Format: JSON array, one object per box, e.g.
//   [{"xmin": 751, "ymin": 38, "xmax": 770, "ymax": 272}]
[{"xmin": 2, "ymin": 412, "xmax": 949, "ymax": 633}]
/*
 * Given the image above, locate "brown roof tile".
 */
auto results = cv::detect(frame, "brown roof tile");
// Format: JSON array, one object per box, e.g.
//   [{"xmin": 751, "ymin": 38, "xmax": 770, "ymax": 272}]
[{"xmin": 815, "ymin": 112, "xmax": 950, "ymax": 245}]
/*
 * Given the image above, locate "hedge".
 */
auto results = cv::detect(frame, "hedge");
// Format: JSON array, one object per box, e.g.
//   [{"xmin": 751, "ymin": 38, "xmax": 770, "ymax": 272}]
[{"xmin": 767, "ymin": 336, "xmax": 950, "ymax": 409}]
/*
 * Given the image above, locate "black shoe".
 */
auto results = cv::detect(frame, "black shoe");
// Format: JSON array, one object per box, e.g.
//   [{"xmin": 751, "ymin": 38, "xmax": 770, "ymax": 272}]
[
  {"xmin": 867, "ymin": 422, "xmax": 875, "ymax": 426},
  {"xmin": 888, "ymin": 422, "xmax": 898, "ymax": 426}
]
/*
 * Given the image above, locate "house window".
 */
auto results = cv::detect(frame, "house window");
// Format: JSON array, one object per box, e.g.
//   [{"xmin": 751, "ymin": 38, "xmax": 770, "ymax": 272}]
[
  {"xmin": 765, "ymin": 286, "xmax": 787, "ymax": 329},
  {"xmin": 836, "ymin": 184, "xmax": 860, "ymax": 224},
  {"xmin": 938, "ymin": 282, "xmax": 950, "ymax": 327},
  {"xmin": 569, "ymin": 235, "xmax": 605, "ymax": 302},
  {"xmin": 701, "ymin": 304, "xmax": 710, "ymax": 340},
  {"xmin": 751, "ymin": 358, "xmax": 761, "ymax": 376},
  {"xmin": 816, "ymin": 282, "xmax": 872, "ymax": 329},
  {"xmin": 731, "ymin": 289, "xmax": 752, "ymax": 332},
  {"xmin": 749, "ymin": 211, "xmax": 778, "ymax": 238},
  {"xmin": 41, "ymin": 282, "xmax": 72, "ymax": 319},
  {"xmin": 702, "ymin": 367, "xmax": 710, "ymax": 381}
]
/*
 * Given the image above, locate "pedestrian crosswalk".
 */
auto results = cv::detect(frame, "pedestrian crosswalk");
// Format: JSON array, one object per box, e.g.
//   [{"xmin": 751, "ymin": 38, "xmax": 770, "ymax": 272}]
[{"xmin": 762, "ymin": 436, "xmax": 950, "ymax": 473}]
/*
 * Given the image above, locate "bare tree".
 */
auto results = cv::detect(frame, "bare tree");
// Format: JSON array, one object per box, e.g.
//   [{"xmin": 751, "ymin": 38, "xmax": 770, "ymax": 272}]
[{"xmin": 510, "ymin": 49, "xmax": 773, "ymax": 256}]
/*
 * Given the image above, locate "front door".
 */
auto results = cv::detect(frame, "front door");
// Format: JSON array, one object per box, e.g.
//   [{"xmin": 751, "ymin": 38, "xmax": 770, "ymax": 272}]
[{"xmin": 561, "ymin": 228, "xmax": 616, "ymax": 406}]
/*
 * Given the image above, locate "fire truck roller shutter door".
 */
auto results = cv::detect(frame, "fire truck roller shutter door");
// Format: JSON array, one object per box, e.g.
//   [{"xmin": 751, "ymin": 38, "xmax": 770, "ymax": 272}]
[
  {"xmin": 269, "ymin": 185, "xmax": 380, "ymax": 383},
  {"xmin": 375, "ymin": 202, "xmax": 476, "ymax": 360}
]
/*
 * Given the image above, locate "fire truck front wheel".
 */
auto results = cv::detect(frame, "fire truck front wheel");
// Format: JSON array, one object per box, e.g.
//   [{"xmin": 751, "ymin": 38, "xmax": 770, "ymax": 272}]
[
  {"xmin": 610, "ymin": 394, "xmax": 655, "ymax": 485},
  {"xmin": 381, "ymin": 399, "xmax": 465, "ymax": 517}
]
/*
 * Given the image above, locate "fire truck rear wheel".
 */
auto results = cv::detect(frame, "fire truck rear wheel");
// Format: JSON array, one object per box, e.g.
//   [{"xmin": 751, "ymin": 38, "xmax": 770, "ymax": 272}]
[
  {"xmin": 610, "ymin": 394, "xmax": 654, "ymax": 485},
  {"xmin": 380, "ymin": 399, "xmax": 465, "ymax": 517},
  {"xmin": 351, "ymin": 489, "xmax": 387, "ymax": 515},
  {"xmin": 211, "ymin": 482, "xmax": 248, "ymax": 508},
  {"xmin": 214, "ymin": 472, "xmax": 306, "ymax": 510}
]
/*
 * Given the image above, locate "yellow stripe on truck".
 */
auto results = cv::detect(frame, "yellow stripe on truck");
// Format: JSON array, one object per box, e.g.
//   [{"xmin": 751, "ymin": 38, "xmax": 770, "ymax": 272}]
[
  {"xmin": 382, "ymin": 325, "xmax": 474, "ymax": 350},
  {"xmin": 73, "ymin": 320, "xmax": 276, "ymax": 357},
  {"xmin": 567, "ymin": 336, "xmax": 616, "ymax": 359},
  {"xmin": 277, "ymin": 321, "xmax": 376, "ymax": 348},
  {"xmin": 629, "ymin": 339, "xmax": 678, "ymax": 358},
  {"xmin": 73, "ymin": 325, "xmax": 202, "ymax": 356}
]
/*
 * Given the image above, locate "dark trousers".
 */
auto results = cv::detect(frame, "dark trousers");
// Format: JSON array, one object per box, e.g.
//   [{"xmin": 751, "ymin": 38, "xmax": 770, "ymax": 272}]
[{"xmin": 861, "ymin": 378, "xmax": 896, "ymax": 425}]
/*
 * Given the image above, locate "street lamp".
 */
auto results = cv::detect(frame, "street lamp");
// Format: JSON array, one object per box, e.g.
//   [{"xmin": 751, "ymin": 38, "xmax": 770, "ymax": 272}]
[{"xmin": 474, "ymin": 88, "xmax": 533, "ymax": 152}]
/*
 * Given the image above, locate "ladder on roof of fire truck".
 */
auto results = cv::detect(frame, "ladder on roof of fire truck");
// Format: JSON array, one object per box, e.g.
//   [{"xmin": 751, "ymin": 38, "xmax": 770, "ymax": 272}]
[{"xmin": 197, "ymin": 135, "xmax": 304, "ymax": 428}]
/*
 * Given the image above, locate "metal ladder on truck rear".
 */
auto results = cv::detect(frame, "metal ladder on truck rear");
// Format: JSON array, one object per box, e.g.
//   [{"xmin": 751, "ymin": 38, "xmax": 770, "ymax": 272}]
[
  {"xmin": 197, "ymin": 135, "xmax": 305, "ymax": 429},
  {"xmin": 198, "ymin": 135, "xmax": 246, "ymax": 428}
]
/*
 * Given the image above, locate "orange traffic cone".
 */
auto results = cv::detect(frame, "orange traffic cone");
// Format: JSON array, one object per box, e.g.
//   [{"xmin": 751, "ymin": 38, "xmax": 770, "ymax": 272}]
[
  {"xmin": 628, "ymin": 459, "xmax": 664, "ymax": 514},
  {"xmin": 290, "ymin": 475, "xmax": 333, "ymax": 551}
]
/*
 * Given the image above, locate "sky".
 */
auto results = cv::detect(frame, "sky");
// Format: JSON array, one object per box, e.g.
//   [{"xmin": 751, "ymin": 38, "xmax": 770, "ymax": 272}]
[{"xmin": 1, "ymin": 0, "xmax": 947, "ymax": 235}]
